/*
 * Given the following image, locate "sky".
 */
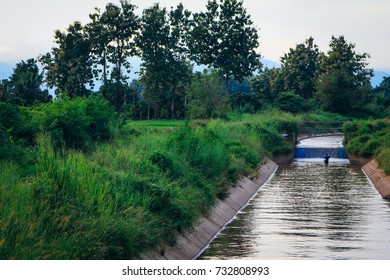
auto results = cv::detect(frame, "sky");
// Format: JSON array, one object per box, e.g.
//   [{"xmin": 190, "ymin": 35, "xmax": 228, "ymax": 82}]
[{"xmin": 0, "ymin": 0, "xmax": 389, "ymax": 71}]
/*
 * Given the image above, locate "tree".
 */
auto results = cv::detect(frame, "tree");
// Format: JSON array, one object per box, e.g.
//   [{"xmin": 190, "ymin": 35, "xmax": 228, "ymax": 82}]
[
  {"xmin": 373, "ymin": 76, "xmax": 390, "ymax": 108},
  {"xmin": 0, "ymin": 79, "xmax": 12, "ymax": 102},
  {"xmin": 280, "ymin": 37, "xmax": 321, "ymax": 99},
  {"xmin": 137, "ymin": 3, "xmax": 192, "ymax": 119},
  {"xmin": 374, "ymin": 76, "xmax": 390, "ymax": 99},
  {"xmin": 316, "ymin": 36, "xmax": 373, "ymax": 114},
  {"xmin": 7, "ymin": 59, "xmax": 51, "ymax": 106},
  {"xmin": 40, "ymin": 22, "xmax": 94, "ymax": 98},
  {"xmin": 100, "ymin": 0, "xmax": 139, "ymax": 113},
  {"xmin": 188, "ymin": 70, "xmax": 230, "ymax": 119},
  {"xmin": 86, "ymin": 0, "xmax": 139, "ymax": 113},
  {"xmin": 189, "ymin": 0, "xmax": 261, "ymax": 89},
  {"xmin": 251, "ymin": 68, "xmax": 283, "ymax": 103}
]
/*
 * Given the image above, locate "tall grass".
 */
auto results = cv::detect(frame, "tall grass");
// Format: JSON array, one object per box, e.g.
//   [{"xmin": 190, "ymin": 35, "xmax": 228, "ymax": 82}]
[{"xmin": 1, "ymin": 112, "xmax": 296, "ymax": 259}]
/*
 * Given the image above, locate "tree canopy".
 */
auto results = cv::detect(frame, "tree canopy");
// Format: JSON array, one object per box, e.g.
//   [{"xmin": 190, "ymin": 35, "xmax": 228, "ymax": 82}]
[
  {"xmin": 316, "ymin": 36, "xmax": 373, "ymax": 114},
  {"xmin": 189, "ymin": 0, "xmax": 261, "ymax": 87},
  {"xmin": 280, "ymin": 37, "xmax": 321, "ymax": 99}
]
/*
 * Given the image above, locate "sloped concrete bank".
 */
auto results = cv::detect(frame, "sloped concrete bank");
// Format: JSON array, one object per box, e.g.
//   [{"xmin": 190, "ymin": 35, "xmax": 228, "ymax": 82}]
[
  {"xmin": 141, "ymin": 159, "xmax": 278, "ymax": 260},
  {"xmin": 363, "ymin": 159, "xmax": 390, "ymax": 199}
]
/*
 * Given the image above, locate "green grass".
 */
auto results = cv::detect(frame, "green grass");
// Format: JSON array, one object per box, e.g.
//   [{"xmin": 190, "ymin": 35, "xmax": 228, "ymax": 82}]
[
  {"xmin": 0, "ymin": 111, "xmax": 298, "ymax": 259},
  {"xmin": 343, "ymin": 119, "xmax": 390, "ymax": 173}
]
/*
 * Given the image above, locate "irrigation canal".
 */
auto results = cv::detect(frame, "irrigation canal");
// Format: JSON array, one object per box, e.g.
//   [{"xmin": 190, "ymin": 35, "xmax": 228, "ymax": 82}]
[{"xmin": 199, "ymin": 136, "xmax": 390, "ymax": 260}]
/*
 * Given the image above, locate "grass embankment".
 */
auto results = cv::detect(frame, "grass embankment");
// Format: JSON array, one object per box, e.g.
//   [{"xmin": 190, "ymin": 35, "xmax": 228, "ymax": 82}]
[
  {"xmin": 0, "ymin": 108, "xmax": 297, "ymax": 259},
  {"xmin": 343, "ymin": 119, "xmax": 390, "ymax": 174}
]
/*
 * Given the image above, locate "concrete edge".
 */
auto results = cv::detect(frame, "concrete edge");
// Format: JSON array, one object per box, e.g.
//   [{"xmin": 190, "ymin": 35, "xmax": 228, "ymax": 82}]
[
  {"xmin": 362, "ymin": 159, "xmax": 390, "ymax": 199},
  {"xmin": 140, "ymin": 158, "xmax": 278, "ymax": 260}
]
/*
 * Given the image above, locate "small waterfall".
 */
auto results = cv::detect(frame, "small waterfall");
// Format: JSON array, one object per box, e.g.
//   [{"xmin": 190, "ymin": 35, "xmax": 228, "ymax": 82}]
[{"xmin": 294, "ymin": 147, "xmax": 348, "ymax": 159}]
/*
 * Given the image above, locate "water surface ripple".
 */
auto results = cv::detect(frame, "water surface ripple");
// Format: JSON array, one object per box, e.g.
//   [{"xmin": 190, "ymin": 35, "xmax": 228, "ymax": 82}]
[{"xmin": 200, "ymin": 137, "xmax": 390, "ymax": 260}]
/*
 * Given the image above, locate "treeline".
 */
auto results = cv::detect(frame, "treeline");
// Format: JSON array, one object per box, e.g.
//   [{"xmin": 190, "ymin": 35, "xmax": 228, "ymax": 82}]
[
  {"xmin": 1, "ymin": 0, "xmax": 389, "ymax": 121},
  {"xmin": 1, "ymin": 0, "xmax": 260, "ymax": 120}
]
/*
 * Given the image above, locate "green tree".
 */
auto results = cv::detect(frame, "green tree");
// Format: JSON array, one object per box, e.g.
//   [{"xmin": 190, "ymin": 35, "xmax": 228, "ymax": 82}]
[
  {"xmin": 251, "ymin": 68, "xmax": 283, "ymax": 103},
  {"xmin": 87, "ymin": 7, "xmax": 111, "ymax": 85},
  {"xmin": 190, "ymin": 0, "xmax": 261, "ymax": 89},
  {"xmin": 40, "ymin": 22, "xmax": 94, "ymax": 98},
  {"xmin": 280, "ymin": 37, "xmax": 321, "ymax": 99},
  {"xmin": 99, "ymin": 0, "xmax": 139, "ymax": 113},
  {"xmin": 374, "ymin": 76, "xmax": 390, "ymax": 99},
  {"xmin": 188, "ymin": 70, "xmax": 230, "ymax": 119},
  {"xmin": 316, "ymin": 36, "xmax": 373, "ymax": 114},
  {"xmin": 0, "ymin": 79, "xmax": 12, "ymax": 102},
  {"xmin": 137, "ymin": 3, "xmax": 192, "ymax": 119},
  {"xmin": 8, "ymin": 59, "xmax": 51, "ymax": 106}
]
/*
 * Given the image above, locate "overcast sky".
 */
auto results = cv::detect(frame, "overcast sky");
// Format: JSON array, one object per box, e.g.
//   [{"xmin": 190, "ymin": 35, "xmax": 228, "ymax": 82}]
[{"xmin": 0, "ymin": 0, "xmax": 389, "ymax": 70}]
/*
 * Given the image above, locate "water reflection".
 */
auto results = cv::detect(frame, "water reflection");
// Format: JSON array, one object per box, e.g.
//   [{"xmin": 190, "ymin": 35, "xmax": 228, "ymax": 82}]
[{"xmin": 200, "ymin": 138, "xmax": 390, "ymax": 260}]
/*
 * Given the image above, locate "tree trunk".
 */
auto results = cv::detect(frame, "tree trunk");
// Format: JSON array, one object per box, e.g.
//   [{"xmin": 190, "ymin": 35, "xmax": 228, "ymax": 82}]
[{"xmin": 147, "ymin": 100, "xmax": 150, "ymax": 120}]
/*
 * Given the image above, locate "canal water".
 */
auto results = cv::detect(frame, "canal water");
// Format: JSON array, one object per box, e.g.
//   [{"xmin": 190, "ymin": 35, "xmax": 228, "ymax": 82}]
[{"xmin": 199, "ymin": 136, "xmax": 390, "ymax": 260}]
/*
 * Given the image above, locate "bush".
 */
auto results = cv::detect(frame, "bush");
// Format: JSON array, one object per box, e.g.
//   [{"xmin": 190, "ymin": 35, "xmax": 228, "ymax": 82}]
[
  {"xmin": 274, "ymin": 91, "xmax": 314, "ymax": 114},
  {"xmin": 31, "ymin": 95, "xmax": 114, "ymax": 149},
  {"xmin": 0, "ymin": 102, "xmax": 36, "ymax": 145},
  {"xmin": 343, "ymin": 119, "xmax": 390, "ymax": 160}
]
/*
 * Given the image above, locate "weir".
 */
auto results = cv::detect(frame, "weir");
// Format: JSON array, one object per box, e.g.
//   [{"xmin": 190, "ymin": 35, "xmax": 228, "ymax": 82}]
[
  {"xmin": 294, "ymin": 147, "xmax": 348, "ymax": 159},
  {"xmin": 294, "ymin": 135, "xmax": 348, "ymax": 159}
]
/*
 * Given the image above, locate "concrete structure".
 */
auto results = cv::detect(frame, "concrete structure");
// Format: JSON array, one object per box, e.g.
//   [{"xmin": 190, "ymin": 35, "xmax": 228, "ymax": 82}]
[{"xmin": 363, "ymin": 159, "xmax": 390, "ymax": 199}]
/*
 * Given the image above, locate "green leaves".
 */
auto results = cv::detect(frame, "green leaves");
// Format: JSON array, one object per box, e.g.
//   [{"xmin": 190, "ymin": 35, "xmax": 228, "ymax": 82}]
[
  {"xmin": 280, "ymin": 37, "xmax": 321, "ymax": 99},
  {"xmin": 189, "ymin": 0, "xmax": 261, "ymax": 84},
  {"xmin": 316, "ymin": 36, "xmax": 373, "ymax": 114}
]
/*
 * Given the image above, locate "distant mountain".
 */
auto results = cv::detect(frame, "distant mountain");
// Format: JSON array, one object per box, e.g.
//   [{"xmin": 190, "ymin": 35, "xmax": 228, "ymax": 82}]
[
  {"xmin": 372, "ymin": 70, "xmax": 389, "ymax": 88},
  {"xmin": 262, "ymin": 59, "xmax": 281, "ymax": 69},
  {"xmin": 0, "ymin": 61, "xmax": 13, "ymax": 80}
]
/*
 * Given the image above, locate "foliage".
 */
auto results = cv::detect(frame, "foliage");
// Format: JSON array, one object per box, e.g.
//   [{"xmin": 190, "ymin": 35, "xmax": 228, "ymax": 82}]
[
  {"xmin": 274, "ymin": 91, "xmax": 314, "ymax": 114},
  {"xmin": 90, "ymin": 0, "xmax": 139, "ymax": 112},
  {"xmin": 316, "ymin": 36, "xmax": 373, "ymax": 114},
  {"xmin": 343, "ymin": 119, "xmax": 389, "ymax": 158},
  {"xmin": 40, "ymin": 22, "xmax": 94, "ymax": 97},
  {"xmin": 188, "ymin": 71, "xmax": 230, "ymax": 119},
  {"xmin": 251, "ymin": 68, "xmax": 283, "ymax": 103},
  {"xmin": 0, "ymin": 102, "xmax": 35, "ymax": 145},
  {"xmin": 8, "ymin": 59, "xmax": 51, "ymax": 106},
  {"xmin": 189, "ymin": 0, "xmax": 261, "ymax": 87},
  {"xmin": 30, "ymin": 95, "xmax": 114, "ymax": 149},
  {"xmin": 136, "ymin": 3, "xmax": 192, "ymax": 119},
  {"xmin": 280, "ymin": 37, "xmax": 321, "ymax": 99}
]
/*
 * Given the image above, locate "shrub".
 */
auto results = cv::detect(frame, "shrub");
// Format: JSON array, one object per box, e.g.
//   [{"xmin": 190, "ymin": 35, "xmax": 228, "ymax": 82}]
[
  {"xmin": 31, "ymin": 95, "xmax": 114, "ymax": 149},
  {"xmin": 274, "ymin": 91, "xmax": 313, "ymax": 114}
]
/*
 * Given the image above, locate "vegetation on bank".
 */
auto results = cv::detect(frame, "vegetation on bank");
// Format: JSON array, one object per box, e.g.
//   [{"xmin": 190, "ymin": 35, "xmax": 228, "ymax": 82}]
[
  {"xmin": 1, "ymin": 0, "xmax": 389, "ymax": 260},
  {"xmin": 343, "ymin": 119, "xmax": 390, "ymax": 174},
  {"xmin": 0, "ymin": 97, "xmax": 298, "ymax": 259}
]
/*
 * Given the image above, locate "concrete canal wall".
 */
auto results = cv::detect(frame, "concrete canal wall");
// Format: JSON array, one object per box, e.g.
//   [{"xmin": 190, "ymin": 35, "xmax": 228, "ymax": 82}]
[
  {"xmin": 363, "ymin": 159, "xmax": 390, "ymax": 200},
  {"xmin": 141, "ymin": 159, "xmax": 278, "ymax": 260}
]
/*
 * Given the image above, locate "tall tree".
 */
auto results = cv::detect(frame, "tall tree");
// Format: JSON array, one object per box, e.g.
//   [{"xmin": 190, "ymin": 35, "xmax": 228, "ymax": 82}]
[
  {"xmin": 137, "ymin": 3, "xmax": 192, "ymax": 119},
  {"xmin": 87, "ymin": 7, "xmax": 111, "ymax": 86},
  {"xmin": 99, "ymin": 0, "xmax": 139, "ymax": 113},
  {"xmin": 8, "ymin": 59, "xmax": 51, "ymax": 106},
  {"xmin": 316, "ymin": 36, "xmax": 373, "ymax": 114},
  {"xmin": 40, "ymin": 22, "xmax": 93, "ymax": 98},
  {"xmin": 280, "ymin": 37, "xmax": 321, "ymax": 99},
  {"xmin": 189, "ymin": 0, "xmax": 261, "ymax": 89}
]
